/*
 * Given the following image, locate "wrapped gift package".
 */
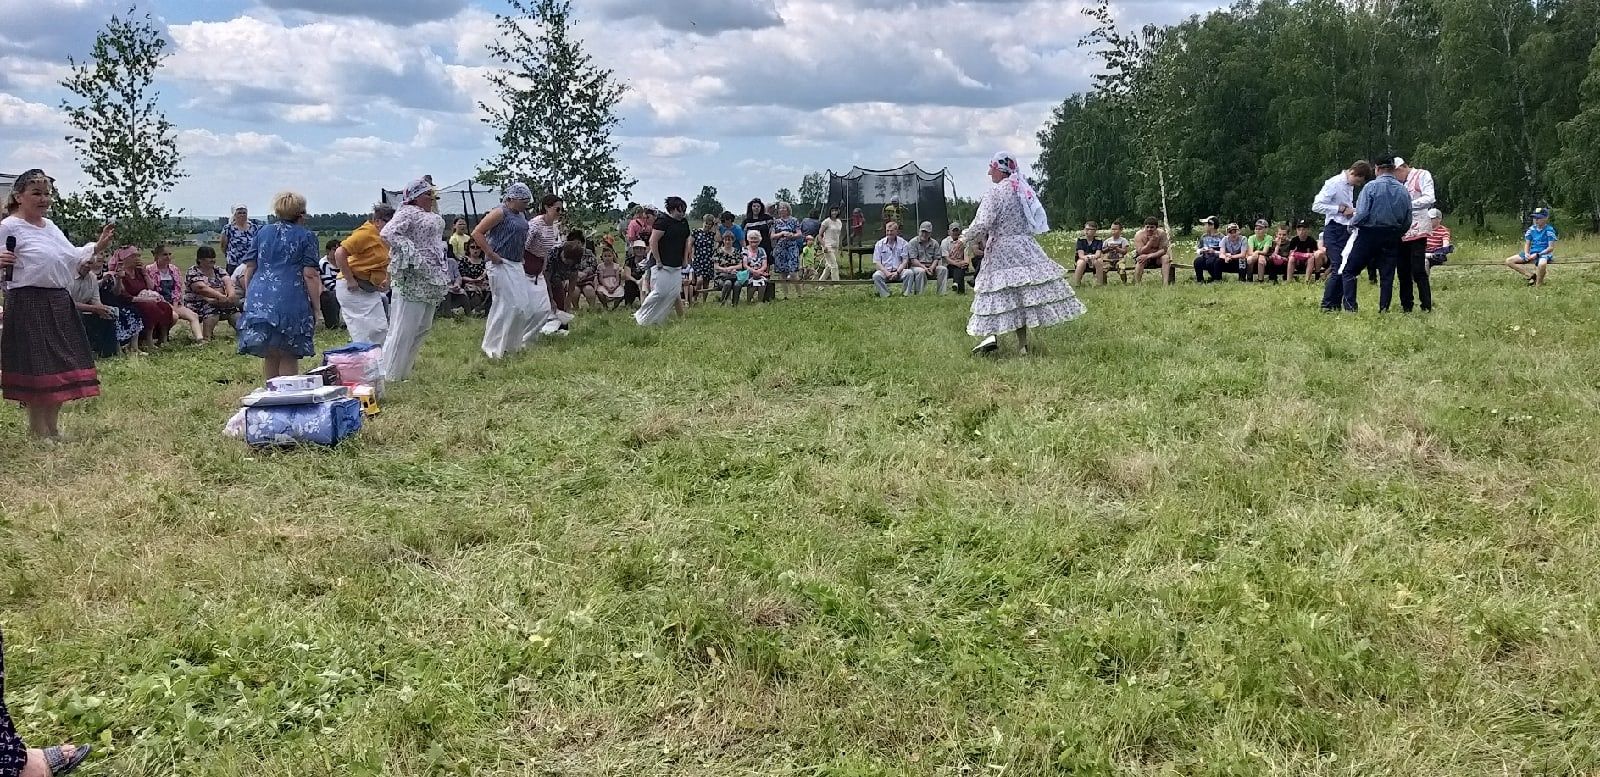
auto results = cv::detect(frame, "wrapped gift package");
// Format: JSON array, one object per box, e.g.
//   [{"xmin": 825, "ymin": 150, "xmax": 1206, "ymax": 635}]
[
  {"xmin": 323, "ymin": 343, "xmax": 385, "ymax": 395},
  {"xmin": 266, "ymin": 374, "xmax": 324, "ymax": 392},
  {"xmin": 244, "ymin": 397, "xmax": 363, "ymax": 447},
  {"xmin": 240, "ymin": 385, "xmax": 349, "ymax": 407}
]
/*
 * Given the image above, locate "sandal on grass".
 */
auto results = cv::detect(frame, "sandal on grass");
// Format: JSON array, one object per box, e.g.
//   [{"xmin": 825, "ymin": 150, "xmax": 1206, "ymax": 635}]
[{"xmin": 44, "ymin": 744, "xmax": 91, "ymax": 776}]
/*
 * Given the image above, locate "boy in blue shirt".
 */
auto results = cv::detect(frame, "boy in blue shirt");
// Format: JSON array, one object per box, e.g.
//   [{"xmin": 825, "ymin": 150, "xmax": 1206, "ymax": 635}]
[
  {"xmin": 1194, "ymin": 216, "xmax": 1224, "ymax": 283},
  {"xmin": 1505, "ymin": 208, "xmax": 1558, "ymax": 287}
]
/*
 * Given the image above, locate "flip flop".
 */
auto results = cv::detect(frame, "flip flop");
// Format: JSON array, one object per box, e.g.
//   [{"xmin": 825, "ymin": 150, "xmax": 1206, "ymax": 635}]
[{"xmin": 43, "ymin": 744, "xmax": 91, "ymax": 776}]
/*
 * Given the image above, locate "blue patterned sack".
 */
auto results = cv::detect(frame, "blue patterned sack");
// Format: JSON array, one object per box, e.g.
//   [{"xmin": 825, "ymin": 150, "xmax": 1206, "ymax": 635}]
[{"xmin": 244, "ymin": 397, "xmax": 363, "ymax": 447}]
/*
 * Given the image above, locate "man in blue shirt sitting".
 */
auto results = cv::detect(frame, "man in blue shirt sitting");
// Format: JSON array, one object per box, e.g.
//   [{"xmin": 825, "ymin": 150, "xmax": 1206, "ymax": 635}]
[
  {"xmin": 1504, "ymin": 208, "xmax": 1558, "ymax": 287},
  {"xmin": 1321, "ymin": 155, "xmax": 1412, "ymax": 312}
]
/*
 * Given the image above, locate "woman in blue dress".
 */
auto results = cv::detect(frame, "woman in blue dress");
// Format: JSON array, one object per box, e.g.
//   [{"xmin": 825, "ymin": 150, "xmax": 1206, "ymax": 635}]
[
  {"xmin": 237, "ymin": 191, "xmax": 321, "ymax": 380},
  {"xmin": 770, "ymin": 201, "xmax": 804, "ymax": 299}
]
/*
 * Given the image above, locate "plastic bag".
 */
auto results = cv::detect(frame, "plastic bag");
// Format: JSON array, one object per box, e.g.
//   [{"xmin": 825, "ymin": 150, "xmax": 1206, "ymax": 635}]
[{"xmin": 323, "ymin": 342, "xmax": 385, "ymax": 395}]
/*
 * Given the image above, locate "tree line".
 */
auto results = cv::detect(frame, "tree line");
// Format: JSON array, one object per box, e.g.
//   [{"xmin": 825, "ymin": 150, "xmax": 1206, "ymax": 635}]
[{"xmin": 1036, "ymin": 0, "xmax": 1600, "ymax": 234}]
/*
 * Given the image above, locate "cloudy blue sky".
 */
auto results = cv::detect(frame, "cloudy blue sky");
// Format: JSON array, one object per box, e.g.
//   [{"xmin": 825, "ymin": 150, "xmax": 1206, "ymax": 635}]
[{"xmin": 1, "ymin": 0, "xmax": 1219, "ymax": 217}]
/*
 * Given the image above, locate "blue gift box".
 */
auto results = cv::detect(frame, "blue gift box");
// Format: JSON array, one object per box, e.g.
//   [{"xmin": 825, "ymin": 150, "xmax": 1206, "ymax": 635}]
[{"xmin": 244, "ymin": 397, "xmax": 364, "ymax": 448}]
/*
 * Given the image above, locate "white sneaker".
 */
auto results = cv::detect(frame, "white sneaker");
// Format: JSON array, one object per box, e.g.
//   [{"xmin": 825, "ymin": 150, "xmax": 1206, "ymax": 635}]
[{"xmin": 972, "ymin": 336, "xmax": 998, "ymax": 355}]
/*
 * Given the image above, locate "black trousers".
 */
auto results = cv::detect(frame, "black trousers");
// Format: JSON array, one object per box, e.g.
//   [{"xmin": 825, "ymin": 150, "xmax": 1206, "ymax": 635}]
[
  {"xmin": 948, "ymin": 264, "xmax": 967, "ymax": 294},
  {"xmin": 1398, "ymin": 239, "xmax": 1432, "ymax": 312},
  {"xmin": 319, "ymin": 289, "xmax": 342, "ymax": 329},
  {"xmin": 81, "ymin": 313, "xmax": 119, "ymax": 358},
  {"xmin": 1322, "ymin": 226, "xmax": 1404, "ymax": 312},
  {"xmin": 1194, "ymin": 253, "xmax": 1223, "ymax": 282}
]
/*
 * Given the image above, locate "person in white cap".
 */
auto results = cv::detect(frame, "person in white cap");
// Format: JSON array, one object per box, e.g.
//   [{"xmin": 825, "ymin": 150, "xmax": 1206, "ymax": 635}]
[
  {"xmin": 1394, "ymin": 156, "xmax": 1436, "ymax": 312},
  {"xmin": 1423, "ymin": 208, "xmax": 1452, "ymax": 266},
  {"xmin": 473, "ymin": 182, "xmax": 550, "ymax": 359},
  {"xmin": 219, "ymin": 203, "xmax": 258, "ymax": 275},
  {"xmin": 967, "ymin": 153, "xmax": 1084, "ymax": 356},
  {"xmin": 904, "ymin": 220, "xmax": 943, "ymax": 295},
  {"xmin": 378, "ymin": 178, "xmax": 449, "ymax": 381}
]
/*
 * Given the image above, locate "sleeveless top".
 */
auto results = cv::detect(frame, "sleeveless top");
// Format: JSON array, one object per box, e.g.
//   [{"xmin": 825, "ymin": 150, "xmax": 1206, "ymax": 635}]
[{"xmin": 487, "ymin": 205, "xmax": 529, "ymax": 264}]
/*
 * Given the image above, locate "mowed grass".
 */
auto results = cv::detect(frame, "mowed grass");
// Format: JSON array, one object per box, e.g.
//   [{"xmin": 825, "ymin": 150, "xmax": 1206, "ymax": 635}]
[{"xmin": 3, "ymin": 244, "xmax": 1600, "ymax": 776}]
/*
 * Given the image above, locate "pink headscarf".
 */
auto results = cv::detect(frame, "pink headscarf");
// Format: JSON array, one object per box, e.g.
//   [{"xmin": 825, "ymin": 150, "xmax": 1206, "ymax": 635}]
[
  {"xmin": 990, "ymin": 152, "xmax": 1050, "ymax": 235},
  {"xmin": 108, "ymin": 245, "xmax": 141, "ymax": 274}
]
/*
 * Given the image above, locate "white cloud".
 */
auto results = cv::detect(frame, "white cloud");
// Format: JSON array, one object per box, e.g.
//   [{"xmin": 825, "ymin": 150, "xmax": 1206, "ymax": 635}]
[
  {"xmin": 0, "ymin": 93, "xmax": 64, "ymax": 132},
  {"xmin": 328, "ymin": 136, "xmax": 408, "ymax": 158},
  {"xmin": 177, "ymin": 129, "xmax": 309, "ymax": 159},
  {"xmin": 648, "ymin": 137, "xmax": 720, "ymax": 158}
]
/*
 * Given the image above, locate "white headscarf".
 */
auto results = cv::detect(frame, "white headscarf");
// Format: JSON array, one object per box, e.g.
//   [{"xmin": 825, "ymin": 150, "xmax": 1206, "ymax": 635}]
[
  {"xmin": 402, "ymin": 177, "xmax": 433, "ymax": 204},
  {"xmin": 990, "ymin": 152, "xmax": 1049, "ymax": 235}
]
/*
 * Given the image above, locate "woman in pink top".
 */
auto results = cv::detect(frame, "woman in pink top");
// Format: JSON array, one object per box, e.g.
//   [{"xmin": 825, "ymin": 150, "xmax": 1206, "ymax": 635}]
[{"xmin": 146, "ymin": 243, "xmax": 205, "ymax": 341}]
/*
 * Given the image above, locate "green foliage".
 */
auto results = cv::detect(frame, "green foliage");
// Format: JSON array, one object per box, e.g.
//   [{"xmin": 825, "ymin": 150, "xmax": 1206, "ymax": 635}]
[
  {"xmin": 772, "ymin": 187, "xmax": 796, "ymax": 206},
  {"xmin": 1043, "ymin": 0, "xmax": 1597, "ymax": 232},
  {"xmin": 476, "ymin": 0, "xmax": 634, "ymax": 219},
  {"xmin": 689, "ymin": 185, "xmax": 723, "ymax": 220},
  {"xmin": 5, "ymin": 258, "xmax": 1600, "ymax": 774},
  {"xmin": 797, "ymin": 172, "xmax": 828, "ymax": 213},
  {"xmin": 57, "ymin": 4, "xmax": 184, "ymax": 250}
]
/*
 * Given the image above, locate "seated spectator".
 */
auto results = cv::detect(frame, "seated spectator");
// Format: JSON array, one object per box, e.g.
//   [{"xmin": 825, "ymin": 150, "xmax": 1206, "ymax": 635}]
[
  {"xmin": 943, "ymin": 224, "xmax": 970, "ymax": 294},
  {"xmin": 185, "ymin": 246, "xmax": 241, "ymax": 342},
  {"xmin": 625, "ymin": 240, "xmax": 648, "ymax": 308},
  {"xmin": 1245, "ymin": 220, "xmax": 1274, "ymax": 283},
  {"xmin": 570, "ymin": 242, "xmax": 600, "ymax": 310},
  {"xmin": 99, "ymin": 252, "xmax": 146, "ymax": 354},
  {"xmin": 1262, "ymin": 224, "xmax": 1291, "ymax": 283},
  {"xmin": 595, "ymin": 243, "xmax": 627, "ymax": 310},
  {"xmin": 1425, "ymin": 208, "xmax": 1453, "ymax": 266},
  {"xmin": 1195, "ymin": 217, "xmax": 1224, "ymax": 282},
  {"xmin": 111, "ymin": 246, "xmax": 174, "ymax": 350},
  {"xmin": 316, "ymin": 238, "xmax": 343, "ymax": 329},
  {"xmin": 882, "ymin": 199, "xmax": 905, "ymax": 233},
  {"xmin": 1073, "ymin": 221, "xmax": 1105, "ymax": 286},
  {"xmin": 625, "ymin": 206, "xmax": 656, "ymax": 245},
  {"xmin": 713, "ymin": 232, "xmax": 743, "ymax": 305},
  {"xmin": 871, "ymin": 221, "xmax": 912, "ymax": 298},
  {"xmin": 1285, "ymin": 220, "xmax": 1319, "ymax": 283},
  {"xmin": 1102, "ymin": 221, "xmax": 1130, "ymax": 283},
  {"xmin": 458, "ymin": 240, "xmax": 490, "ymax": 315},
  {"xmin": 1132, "ymin": 217, "xmax": 1171, "ymax": 285},
  {"xmin": 69, "ymin": 256, "xmax": 118, "ymax": 358},
  {"xmin": 1219, "ymin": 223, "xmax": 1249, "ymax": 281},
  {"xmin": 145, "ymin": 243, "xmax": 204, "ymax": 342},
  {"xmin": 904, "ymin": 221, "xmax": 943, "ymax": 295},
  {"xmin": 437, "ymin": 254, "xmax": 471, "ymax": 318},
  {"xmin": 1505, "ymin": 207, "xmax": 1557, "ymax": 287},
  {"xmin": 741, "ymin": 230, "xmax": 770, "ymax": 303}
]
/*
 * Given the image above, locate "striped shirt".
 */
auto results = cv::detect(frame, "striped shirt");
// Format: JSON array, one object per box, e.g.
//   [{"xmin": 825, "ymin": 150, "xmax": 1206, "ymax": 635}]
[{"xmin": 1425, "ymin": 226, "xmax": 1451, "ymax": 254}]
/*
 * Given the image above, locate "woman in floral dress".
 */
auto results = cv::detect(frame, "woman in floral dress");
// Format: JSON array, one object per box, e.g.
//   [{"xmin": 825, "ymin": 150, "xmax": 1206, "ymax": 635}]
[
  {"xmin": 770, "ymin": 201, "xmax": 804, "ymax": 300},
  {"xmin": 237, "ymin": 191, "xmax": 321, "ymax": 379},
  {"xmin": 380, "ymin": 178, "xmax": 449, "ymax": 382},
  {"xmin": 967, "ymin": 152, "xmax": 1085, "ymax": 356},
  {"xmin": 184, "ymin": 246, "xmax": 239, "ymax": 341},
  {"xmin": 690, "ymin": 214, "xmax": 717, "ymax": 304}
]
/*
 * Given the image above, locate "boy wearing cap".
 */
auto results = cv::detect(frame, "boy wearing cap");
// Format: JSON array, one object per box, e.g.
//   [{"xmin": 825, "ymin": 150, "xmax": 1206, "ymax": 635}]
[
  {"xmin": 1285, "ymin": 220, "xmax": 1320, "ymax": 283},
  {"xmin": 1505, "ymin": 208, "xmax": 1558, "ymax": 287},
  {"xmin": 1102, "ymin": 221, "xmax": 1131, "ymax": 284},
  {"xmin": 1074, "ymin": 221, "xmax": 1106, "ymax": 286},
  {"xmin": 1246, "ymin": 220, "xmax": 1274, "ymax": 283},
  {"xmin": 1194, "ymin": 217, "xmax": 1224, "ymax": 283},
  {"xmin": 1219, "ymin": 223, "xmax": 1250, "ymax": 281}
]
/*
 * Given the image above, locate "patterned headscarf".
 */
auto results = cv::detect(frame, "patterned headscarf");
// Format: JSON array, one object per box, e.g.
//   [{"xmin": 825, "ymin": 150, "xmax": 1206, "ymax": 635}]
[
  {"xmin": 989, "ymin": 152, "xmax": 1049, "ymax": 235},
  {"xmin": 504, "ymin": 182, "xmax": 532, "ymax": 202},
  {"xmin": 402, "ymin": 177, "xmax": 433, "ymax": 204},
  {"xmin": 108, "ymin": 245, "xmax": 141, "ymax": 274}
]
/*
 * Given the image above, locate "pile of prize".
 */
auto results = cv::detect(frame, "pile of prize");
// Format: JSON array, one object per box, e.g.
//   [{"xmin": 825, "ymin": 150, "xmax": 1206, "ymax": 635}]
[{"xmin": 225, "ymin": 342, "xmax": 382, "ymax": 448}]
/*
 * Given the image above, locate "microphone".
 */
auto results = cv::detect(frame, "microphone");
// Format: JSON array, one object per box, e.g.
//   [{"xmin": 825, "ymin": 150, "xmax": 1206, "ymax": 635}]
[{"xmin": 4, "ymin": 235, "xmax": 14, "ymax": 283}]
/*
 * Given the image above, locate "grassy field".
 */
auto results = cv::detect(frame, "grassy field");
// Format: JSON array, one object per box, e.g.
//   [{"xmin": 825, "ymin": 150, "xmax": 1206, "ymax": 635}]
[{"xmin": 3, "ymin": 237, "xmax": 1599, "ymax": 776}]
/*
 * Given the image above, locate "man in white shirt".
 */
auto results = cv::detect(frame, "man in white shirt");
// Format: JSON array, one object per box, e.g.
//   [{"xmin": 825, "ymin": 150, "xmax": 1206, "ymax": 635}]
[
  {"xmin": 871, "ymin": 221, "xmax": 911, "ymax": 297},
  {"xmin": 1313, "ymin": 160, "xmax": 1375, "ymax": 299},
  {"xmin": 818, "ymin": 206, "xmax": 844, "ymax": 281}
]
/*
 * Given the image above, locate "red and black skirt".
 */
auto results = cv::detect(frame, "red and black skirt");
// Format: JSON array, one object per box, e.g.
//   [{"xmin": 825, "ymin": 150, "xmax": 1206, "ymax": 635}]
[{"xmin": 1, "ymin": 286, "xmax": 100, "ymax": 405}]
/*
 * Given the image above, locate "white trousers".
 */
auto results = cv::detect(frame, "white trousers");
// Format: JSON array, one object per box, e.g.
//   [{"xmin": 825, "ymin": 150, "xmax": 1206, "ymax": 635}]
[
  {"xmin": 381, "ymin": 295, "xmax": 436, "ymax": 382},
  {"xmin": 336, "ymin": 284, "xmax": 388, "ymax": 346},
  {"xmin": 634, "ymin": 265, "xmax": 682, "ymax": 326},
  {"xmin": 482, "ymin": 261, "xmax": 550, "ymax": 359},
  {"xmin": 819, "ymin": 246, "xmax": 841, "ymax": 281}
]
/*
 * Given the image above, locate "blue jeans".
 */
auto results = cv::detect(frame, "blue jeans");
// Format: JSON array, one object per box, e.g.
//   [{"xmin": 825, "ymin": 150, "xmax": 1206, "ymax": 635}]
[{"xmin": 1319, "ymin": 223, "xmax": 1352, "ymax": 310}]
